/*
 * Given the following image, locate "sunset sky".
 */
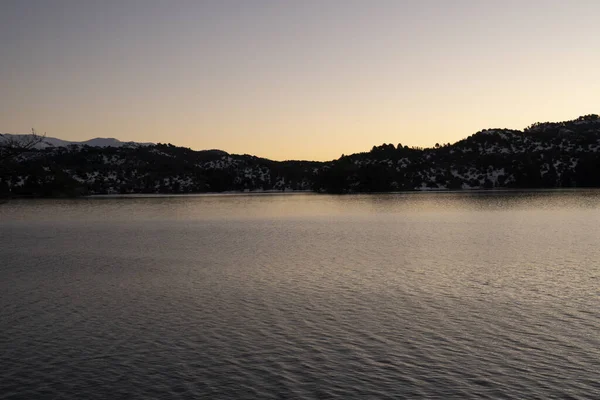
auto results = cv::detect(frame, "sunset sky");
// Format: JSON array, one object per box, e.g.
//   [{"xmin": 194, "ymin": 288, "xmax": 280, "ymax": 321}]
[{"xmin": 1, "ymin": 0, "xmax": 599, "ymax": 161}]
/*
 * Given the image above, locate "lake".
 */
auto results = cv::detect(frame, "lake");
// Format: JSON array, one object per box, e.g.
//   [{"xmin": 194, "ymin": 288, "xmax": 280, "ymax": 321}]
[{"xmin": 1, "ymin": 191, "xmax": 599, "ymax": 399}]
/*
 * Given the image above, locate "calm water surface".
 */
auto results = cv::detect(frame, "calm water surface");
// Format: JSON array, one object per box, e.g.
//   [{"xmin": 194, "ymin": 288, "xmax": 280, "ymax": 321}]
[{"xmin": 1, "ymin": 191, "xmax": 600, "ymax": 399}]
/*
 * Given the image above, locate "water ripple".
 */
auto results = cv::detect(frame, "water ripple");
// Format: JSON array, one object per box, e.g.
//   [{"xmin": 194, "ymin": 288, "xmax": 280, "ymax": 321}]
[{"xmin": 2, "ymin": 192, "xmax": 600, "ymax": 399}]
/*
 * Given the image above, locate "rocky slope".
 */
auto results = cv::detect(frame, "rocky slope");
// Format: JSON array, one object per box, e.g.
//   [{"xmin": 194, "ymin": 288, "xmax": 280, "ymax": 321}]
[{"xmin": 1, "ymin": 115, "xmax": 599, "ymax": 196}]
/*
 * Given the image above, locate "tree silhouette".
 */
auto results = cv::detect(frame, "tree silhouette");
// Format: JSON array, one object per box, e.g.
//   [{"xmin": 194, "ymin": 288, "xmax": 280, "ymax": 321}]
[{"xmin": 0, "ymin": 129, "xmax": 46, "ymax": 164}]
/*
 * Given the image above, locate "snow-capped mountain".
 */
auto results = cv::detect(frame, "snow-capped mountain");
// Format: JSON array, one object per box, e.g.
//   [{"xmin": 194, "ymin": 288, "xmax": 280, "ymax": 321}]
[
  {"xmin": 1, "ymin": 134, "xmax": 153, "ymax": 149},
  {"xmin": 2, "ymin": 115, "xmax": 600, "ymax": 196}
]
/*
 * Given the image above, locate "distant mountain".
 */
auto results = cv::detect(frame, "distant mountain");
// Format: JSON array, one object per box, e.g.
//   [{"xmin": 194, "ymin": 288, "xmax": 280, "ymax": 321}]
[
  {"xmin": 0, "ymin": 134, "xmax": 153, "ymax": 149},
  {"xmin": 1, "ymin": 114, "xmax": 600, "ymax": 197}
]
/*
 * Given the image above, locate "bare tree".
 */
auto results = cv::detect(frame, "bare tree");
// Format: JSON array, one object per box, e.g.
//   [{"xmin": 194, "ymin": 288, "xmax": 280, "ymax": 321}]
[
  {"xmin": 0, "ymin": 129, "xmax": 46, "ymax": 200},
  {"xmin": 0, "ymin": 129, "xmax": 46, "ymax": 164}
]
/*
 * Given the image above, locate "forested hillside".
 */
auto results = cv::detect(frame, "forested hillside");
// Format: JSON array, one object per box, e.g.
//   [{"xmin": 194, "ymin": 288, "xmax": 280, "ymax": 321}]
[{"xmin": 1, "ymin": 115, "xmax": 599, "ymax": 196}]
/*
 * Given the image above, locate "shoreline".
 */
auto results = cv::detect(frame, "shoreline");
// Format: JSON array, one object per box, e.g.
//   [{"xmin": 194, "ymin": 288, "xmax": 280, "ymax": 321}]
[{"xmin": 4, "ymin": 187, "xmax": 600, "ymax": 201}]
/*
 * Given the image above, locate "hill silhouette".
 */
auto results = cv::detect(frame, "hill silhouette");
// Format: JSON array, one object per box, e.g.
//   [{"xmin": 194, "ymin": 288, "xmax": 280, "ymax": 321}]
[{"xmin": 1, "ymin": 114, "xmax": 599, "ymax": 196}]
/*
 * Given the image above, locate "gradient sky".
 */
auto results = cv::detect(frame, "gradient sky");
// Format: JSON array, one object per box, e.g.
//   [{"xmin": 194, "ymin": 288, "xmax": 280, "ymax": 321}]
[{"xmin": 1, "ymin": 0, "xmax": 599, "ymax": 161}]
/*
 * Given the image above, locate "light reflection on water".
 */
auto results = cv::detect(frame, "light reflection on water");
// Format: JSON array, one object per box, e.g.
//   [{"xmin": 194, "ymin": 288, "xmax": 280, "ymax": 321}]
[{"xmin": 1, "ymin": 191, "xmax": 599, "ymax": 399}]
